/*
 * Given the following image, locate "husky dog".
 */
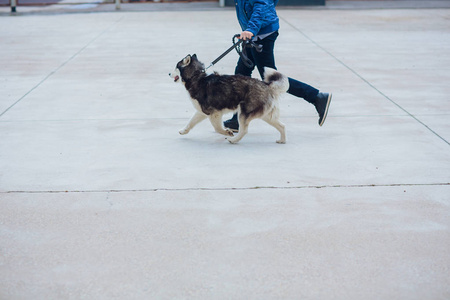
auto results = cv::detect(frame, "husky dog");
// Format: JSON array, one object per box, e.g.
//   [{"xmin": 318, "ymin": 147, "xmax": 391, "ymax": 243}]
[{"xmin": 169, "ymin": 54, "xmax": 289, "ymax": 144}]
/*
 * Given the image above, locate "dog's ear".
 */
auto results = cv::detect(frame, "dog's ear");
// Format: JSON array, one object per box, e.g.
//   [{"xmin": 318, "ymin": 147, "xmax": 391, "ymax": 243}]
[
  {"xmin": 192, "ymin": 54, "xmax": 197, "ymax": 60},
  {"xmin": 182, "ymin": 55, "xmax": 191, "ymax": 67}
]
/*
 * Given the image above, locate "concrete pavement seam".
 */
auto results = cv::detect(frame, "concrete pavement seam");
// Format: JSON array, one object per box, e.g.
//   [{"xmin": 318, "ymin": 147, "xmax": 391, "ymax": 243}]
[
  {"xmin": 0, "ymin": 15, "xmax": 124, "ymax": 119},
  {"xmin": 280, "ymin": 16, "xmax": 450, "ymax": 147},
  {"xmin": 2, "ymin": 182, "xmax": 449, "ymax": 194}
]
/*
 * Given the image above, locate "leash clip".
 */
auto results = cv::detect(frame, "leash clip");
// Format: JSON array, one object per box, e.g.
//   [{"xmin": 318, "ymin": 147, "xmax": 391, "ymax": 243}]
[{"xmin": 204, "ymin": 63, "xmax": 213, "ymax": 72}]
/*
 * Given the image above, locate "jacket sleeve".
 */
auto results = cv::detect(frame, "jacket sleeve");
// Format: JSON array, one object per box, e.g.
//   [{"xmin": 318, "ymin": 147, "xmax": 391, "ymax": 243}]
[{"xmin": 245, "ymin": 0, "xmax": 270, "ymax": 36}]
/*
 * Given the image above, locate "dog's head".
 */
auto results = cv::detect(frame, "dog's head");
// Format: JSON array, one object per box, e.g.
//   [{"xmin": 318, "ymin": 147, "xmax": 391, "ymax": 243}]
[{"xmin": 169, "ymin": 54, "xmax": 204, "ymax": 84}]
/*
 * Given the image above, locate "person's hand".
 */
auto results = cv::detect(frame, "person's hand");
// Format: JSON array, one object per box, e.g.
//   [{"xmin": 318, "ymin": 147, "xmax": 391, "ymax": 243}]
[{"xmin": 240, "ymin": 31, "xmax": 254, "ymax": 40}]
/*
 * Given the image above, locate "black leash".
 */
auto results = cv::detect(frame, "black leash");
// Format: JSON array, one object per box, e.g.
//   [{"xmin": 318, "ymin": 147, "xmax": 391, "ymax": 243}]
[{"xmin": 205, "ymin": 34, "xmax": 263, "ymax": 71}]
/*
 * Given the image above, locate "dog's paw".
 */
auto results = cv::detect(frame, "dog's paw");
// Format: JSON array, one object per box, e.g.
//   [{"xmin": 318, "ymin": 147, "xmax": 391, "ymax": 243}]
[
  {"xmin": 225, "ymin": 129, "xmax": 234, "ymax": 136},
  {"xmin": 226, "ymin": 137, "xmax": 238, "ymax": 144},
  {"xmin": 276, "ymin": 139, "xmax": 286, "ymax": 144},
  {"xmin": 179, "ymin": 128, "xmax": 189, "ymax": 135}
]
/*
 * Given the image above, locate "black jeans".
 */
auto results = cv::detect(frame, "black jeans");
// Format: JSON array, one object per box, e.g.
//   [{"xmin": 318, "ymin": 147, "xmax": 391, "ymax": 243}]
[{"xmin": 235, "ymin": 31, "xmax": 319, "ymax": 104}]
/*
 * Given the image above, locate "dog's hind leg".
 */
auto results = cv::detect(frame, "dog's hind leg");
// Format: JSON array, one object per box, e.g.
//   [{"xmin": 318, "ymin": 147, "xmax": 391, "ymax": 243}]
[
  {"xmin": 209, "ymin": 112, "xmax": 234, "ymax": 136},
  {"xmin": 179, "ymin": 111, "xmax": 207, "ymax": 135},
  {"xmin": 262, "ymin": 112, "xmax": 286, "ymax": 144}
]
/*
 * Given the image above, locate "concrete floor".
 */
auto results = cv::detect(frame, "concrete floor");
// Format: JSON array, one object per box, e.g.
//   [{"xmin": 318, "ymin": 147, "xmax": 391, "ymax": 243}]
[{"xmin": 1, "ymin": 3, "xmax": 449, "ymax": 300}]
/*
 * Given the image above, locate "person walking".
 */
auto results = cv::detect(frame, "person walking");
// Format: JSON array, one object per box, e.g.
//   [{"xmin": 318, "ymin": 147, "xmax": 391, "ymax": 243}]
[{"xmin": 224, "ymin": 0, "xmax": 332, "ymax": 131}]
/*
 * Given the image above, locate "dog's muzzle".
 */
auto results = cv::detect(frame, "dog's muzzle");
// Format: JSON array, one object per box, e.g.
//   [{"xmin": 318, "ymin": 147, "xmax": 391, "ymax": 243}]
[{"xmin": 169, "ymin": 72, "xmax": 180, "ymax": 83}]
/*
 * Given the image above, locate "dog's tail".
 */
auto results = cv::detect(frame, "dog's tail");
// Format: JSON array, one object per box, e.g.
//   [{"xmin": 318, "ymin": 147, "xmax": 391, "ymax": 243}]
[{"xmin": 264, "ymin": 67, "xmax": 289, "ymax": 97}]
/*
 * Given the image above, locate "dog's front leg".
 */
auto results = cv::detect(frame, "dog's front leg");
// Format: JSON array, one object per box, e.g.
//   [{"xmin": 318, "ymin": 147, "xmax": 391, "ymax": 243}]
[
  {"xmin": 209, "ymin": 113, "xmax": 234, "ymax": 136},
  {"xmin": 226, "ymin": 114, "xmax": 249, "ymax": 144},
  {"xmin": 179, "ymin": 111, "xmax": 207, "ymax": 135}
]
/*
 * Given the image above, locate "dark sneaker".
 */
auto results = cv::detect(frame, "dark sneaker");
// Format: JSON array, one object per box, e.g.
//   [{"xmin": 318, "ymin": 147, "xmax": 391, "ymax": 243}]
[
  {"xmin": 315, "ymin": 92, "xmax": 332, "ymax": 126},
  {"xmin": 224, "ymin": 114, "xmax": 239, "ymax": 132}
]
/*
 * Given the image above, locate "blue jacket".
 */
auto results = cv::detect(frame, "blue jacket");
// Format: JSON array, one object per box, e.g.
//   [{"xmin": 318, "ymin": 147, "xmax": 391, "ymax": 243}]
[{"xmin": 235, "ymin": 0, "xmax": 280, "ymax": 37}]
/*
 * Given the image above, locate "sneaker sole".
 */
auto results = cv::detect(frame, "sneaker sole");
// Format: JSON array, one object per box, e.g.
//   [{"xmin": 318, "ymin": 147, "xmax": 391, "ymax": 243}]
[{"xmin": 319, "ymin": 93, "xmax": 332, "ymax": 127}]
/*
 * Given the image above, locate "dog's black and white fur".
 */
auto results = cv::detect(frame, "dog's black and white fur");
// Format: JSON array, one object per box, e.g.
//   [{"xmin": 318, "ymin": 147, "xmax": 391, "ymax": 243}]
[{"xmin": 170, "ymin": 54, "xmax": 289, "ymax": 144}]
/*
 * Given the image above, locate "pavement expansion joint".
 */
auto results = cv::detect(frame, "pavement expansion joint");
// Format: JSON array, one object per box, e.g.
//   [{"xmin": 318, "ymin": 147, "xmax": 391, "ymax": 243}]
[
  {"xmin": 280, "ymin": 15, "xmax": 450, "ymax": 147},
  {"xmin": 0, "ymin": 16, "xmax": 124, "ymax": 119},
  {"xmin": 3, "ymin": 182, "xmax": 449, "ymax": 194}
]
